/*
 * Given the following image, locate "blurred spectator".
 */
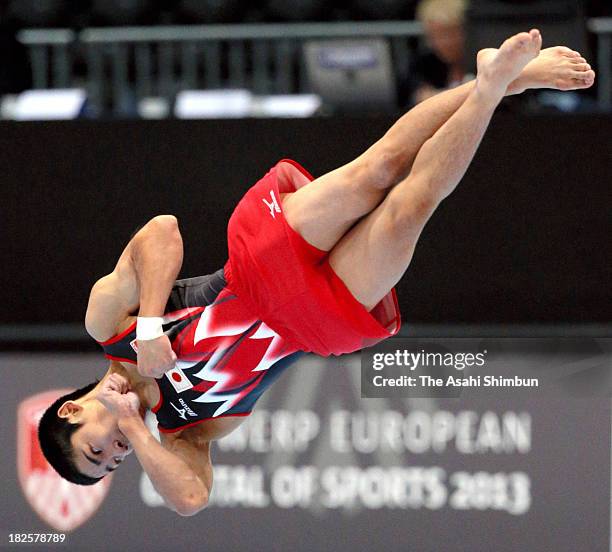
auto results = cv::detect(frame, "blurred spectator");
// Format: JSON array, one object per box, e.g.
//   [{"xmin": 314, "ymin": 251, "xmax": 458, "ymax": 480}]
[{"xmin": 411, "ymin": 0, "xmax": 468, "ymax": 104}]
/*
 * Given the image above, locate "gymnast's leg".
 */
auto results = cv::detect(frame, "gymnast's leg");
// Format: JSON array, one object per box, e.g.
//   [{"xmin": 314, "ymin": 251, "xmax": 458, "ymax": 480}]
[
  {"xmin": 281, "ymin": 44, "xmax": 593, "ymax": 252},
  {"xmin": 327, "ymin": 30, "xmax": 544, "ymax": 309}
]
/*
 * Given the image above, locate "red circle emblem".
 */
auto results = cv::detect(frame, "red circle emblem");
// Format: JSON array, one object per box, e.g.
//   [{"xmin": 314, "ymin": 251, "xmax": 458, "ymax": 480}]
[{"xmin": 171, "ymin": 372, "xmax": 182, "ymax": 382}]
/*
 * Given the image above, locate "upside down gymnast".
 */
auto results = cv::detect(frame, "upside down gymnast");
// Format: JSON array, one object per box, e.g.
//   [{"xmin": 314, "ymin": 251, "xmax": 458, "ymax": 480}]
[{"xmin": 38, "ymin": 31, "xmax": 595, "ymax": 516}]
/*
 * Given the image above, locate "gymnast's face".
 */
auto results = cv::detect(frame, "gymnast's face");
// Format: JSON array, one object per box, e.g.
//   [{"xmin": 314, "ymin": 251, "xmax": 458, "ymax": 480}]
[
  {"xmin": 424, "ymin": 20, "xmax": 465, "ymax": 66},
  {"xmin": 58, "ymin": 397, "xmax": 133, "ymax": 479}
]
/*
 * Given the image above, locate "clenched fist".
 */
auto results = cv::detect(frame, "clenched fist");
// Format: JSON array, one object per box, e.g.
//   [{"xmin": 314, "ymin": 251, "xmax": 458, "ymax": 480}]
[
  {"xmin": 136, "ymin": 334, "xmax": 177, "ymax": 378},
  {"xmin": 97, "ymin": 373, "xmax": 141, "ymax": 419}
]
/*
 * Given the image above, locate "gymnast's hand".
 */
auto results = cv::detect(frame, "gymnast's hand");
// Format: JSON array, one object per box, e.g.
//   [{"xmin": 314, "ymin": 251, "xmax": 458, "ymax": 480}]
[
  {"xmin": 97, "ymin": 373, "xmax": 141, "ymax": 419},
  {"xmin": 136, "ymin": 334, "xmax": 177, "ymax": 379}
]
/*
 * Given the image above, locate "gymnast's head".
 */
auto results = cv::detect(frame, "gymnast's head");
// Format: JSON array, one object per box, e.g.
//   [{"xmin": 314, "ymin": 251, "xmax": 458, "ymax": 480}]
[{"xmin": 38, "ymin": 381, "xmax": 134, "ymax": 485}]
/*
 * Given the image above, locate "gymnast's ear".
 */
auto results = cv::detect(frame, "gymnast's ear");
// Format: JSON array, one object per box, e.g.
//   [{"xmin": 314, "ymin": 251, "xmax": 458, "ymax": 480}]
[{"xmin": 57, "ymin": 401, "xmax": 83, "ymax": 422}]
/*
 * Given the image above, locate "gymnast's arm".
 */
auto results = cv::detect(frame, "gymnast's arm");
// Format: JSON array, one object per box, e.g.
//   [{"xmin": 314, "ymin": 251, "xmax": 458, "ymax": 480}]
[
  {"xmin": 118, "ymin": 414, "xmax": 212, "ymax": 516},
  {"xmin": 98, "ymin": 376, "xmax": 211, "ymax": 517},
  {"xmin": 85, "ymin": 215, "xmax": 183, "ymax": 376}
]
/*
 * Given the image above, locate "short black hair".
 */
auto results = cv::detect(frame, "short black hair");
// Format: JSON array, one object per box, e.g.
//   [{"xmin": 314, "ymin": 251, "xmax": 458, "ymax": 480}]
[{"xmin": 38, "ymin": 381, "xmax": 104, "ymax": 486}]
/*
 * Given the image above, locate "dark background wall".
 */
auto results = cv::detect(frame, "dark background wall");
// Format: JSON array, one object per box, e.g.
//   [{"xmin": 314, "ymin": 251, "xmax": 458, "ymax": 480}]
[{"xmin": 1, "ymin": 114, "xmax": 610, "ymax": 327}]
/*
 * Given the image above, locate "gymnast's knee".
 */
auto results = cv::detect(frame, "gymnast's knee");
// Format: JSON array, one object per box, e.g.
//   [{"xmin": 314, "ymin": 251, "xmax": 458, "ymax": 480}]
[
  {"xmin": 355, "ymin": 146, "xmax": 406, "ymax": 191},
  {"xmin": 386, "ymin": 190, "xmax": 439, "ymax": 239}
]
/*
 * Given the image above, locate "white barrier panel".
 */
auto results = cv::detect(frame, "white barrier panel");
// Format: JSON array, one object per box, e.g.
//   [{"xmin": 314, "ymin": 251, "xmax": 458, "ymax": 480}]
[
  {"xmin": 175, "ymin": 89, "xmax": 253, "ymax": 119},
  {"xmin": 254, "ymin": 95, "xmax": 322, "ymax": 118},
  {"xmin": 12, "ymin": 89, "xmax": 86, "ymax": 121}
]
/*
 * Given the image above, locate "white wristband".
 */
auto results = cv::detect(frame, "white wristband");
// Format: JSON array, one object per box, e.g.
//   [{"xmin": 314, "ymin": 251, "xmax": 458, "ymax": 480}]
[{"xmin": 136, "ymin": 317, "xmax": 164, "ymax": 341}]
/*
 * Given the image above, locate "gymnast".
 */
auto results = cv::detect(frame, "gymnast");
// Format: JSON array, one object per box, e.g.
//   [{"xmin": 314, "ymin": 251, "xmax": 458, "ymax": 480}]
[{"xmin": 38, "ymin": 31, "xmax": 594, "ymax": 516}]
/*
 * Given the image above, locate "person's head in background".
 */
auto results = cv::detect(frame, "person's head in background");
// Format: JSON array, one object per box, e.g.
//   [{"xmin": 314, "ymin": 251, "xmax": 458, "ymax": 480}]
[{"xmin": 416, "ymin": 0, "xmax": 467, "ymax": 68}]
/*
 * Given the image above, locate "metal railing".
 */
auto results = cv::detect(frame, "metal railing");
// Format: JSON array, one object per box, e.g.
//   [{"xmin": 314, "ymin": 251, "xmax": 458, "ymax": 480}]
[
  {"xmin": 17, "ymin": 28, "xmax": 75, "ymax": 89},
  {"xmin": 18, "ymin": 21, "xmax": 422, "ymax": 116},
  {"xmin": 16, "ymin": 18, "xmax": 612, "ymax": 115}
]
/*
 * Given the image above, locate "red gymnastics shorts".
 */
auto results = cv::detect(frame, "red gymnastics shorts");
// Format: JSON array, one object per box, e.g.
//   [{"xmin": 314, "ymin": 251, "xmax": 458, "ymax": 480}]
[{"xmin": 224, "ymin": 159, "xmax": 401, "ymax": 357}]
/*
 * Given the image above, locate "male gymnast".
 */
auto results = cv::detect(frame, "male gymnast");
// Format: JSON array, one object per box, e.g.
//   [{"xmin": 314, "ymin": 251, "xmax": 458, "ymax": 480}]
[{"xmin": 39, "ymin": 31, "xmax": 595, "ymax": 516}]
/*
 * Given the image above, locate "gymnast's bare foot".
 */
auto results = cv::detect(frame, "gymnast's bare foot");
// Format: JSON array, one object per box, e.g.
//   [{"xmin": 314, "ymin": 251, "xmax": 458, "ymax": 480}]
[
  {"xmin": 506, "ymin": 46, "xmax": 596, "ymax": 95},
  {"xmin": 476, "ymin": 29, "xmax": 542, "ymax": 104}
]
